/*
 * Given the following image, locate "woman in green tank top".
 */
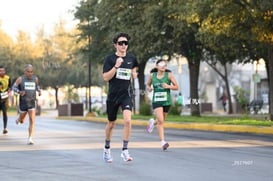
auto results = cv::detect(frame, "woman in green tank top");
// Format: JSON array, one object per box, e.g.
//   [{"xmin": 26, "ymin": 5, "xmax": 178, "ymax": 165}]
[{"xmin": 146, "ymin": 59, "xmax": 179, "ymax": 150}]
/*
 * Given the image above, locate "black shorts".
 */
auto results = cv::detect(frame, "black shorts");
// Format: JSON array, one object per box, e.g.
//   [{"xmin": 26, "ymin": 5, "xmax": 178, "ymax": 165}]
[
  {"xmin": 152, "ymin": 103, "xmax": 170, "ymax": 113},
  {"xmin": 106, "ymin": 97, "xmax": 133, "ymax": 121},
  {"xmin": 19, "ymin": 101, "xmax": 36, "ymax": 112}
]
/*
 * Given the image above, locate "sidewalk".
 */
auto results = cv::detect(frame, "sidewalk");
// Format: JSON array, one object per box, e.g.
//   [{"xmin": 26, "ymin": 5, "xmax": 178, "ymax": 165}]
[{"xmin": 44, "ymin": 110, "xmax": 273, "ymax": 135}]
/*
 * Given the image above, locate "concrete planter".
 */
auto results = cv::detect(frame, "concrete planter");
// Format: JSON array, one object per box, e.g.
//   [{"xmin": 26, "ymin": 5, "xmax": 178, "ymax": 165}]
[
  {"xmin": 200, "ymin": 103, "xmax": 213, "ymax": 113},
  {"xmin": 58, "ymin": 103, "xmax": 83, "ymax": 116}
]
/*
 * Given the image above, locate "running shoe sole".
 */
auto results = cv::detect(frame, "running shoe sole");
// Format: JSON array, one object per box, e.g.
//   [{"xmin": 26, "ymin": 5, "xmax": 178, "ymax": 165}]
[
  {"xmin": 162, "ymin": 143, "xmax": 169, "ymax": 151},
  {"xmin": 121, "ymin": 152, "xmax": 133, "ymax": 162},
  {"xmin": 103, "ymin": 149, "xmax": 113, "ymax": 163}
]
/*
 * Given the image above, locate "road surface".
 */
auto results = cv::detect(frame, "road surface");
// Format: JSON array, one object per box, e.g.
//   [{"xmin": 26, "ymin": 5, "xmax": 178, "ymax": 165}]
[{"xmin": 1, "ymin": 114, "xmax": 273, "ymax": 181}]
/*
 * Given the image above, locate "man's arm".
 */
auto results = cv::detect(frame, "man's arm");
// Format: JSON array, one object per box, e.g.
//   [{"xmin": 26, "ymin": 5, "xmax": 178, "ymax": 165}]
[
  {"xmin": 103, "ymin": 67, "xmax": 118, "ymax": 82},
  {"xmin": 12, "ymin": 77, "xmax": 22, "ymax": 94},
  {"xmin": 8, "ymin": 77, "xmax": 12, "ymax": 91},
  {"xmin": 131, "ymin": 67, "xmax": 138, "ymax": 79},
  {"xmin": 103, "ymin": 57, "xmax": 123, "ymax": 81},
  {"xmin": 36, "ymin": 77, "xmax": 41, "ymax": 96}
]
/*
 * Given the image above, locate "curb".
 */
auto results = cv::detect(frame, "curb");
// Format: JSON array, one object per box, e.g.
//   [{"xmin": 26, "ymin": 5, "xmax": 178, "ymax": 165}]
[{"xmin": 57, "ymin": 116, "xmax": 273, "ymax": 135}]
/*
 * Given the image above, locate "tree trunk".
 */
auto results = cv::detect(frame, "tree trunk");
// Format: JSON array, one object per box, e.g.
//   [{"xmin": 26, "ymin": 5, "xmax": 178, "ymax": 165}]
[
  {"xmin": 189, "ymin": 60, "xmax": 200, "ymax": 116},
  {"xmin": 55, "ymin": 86, "xmax": 59, "ymax": 109},
  {"xmin": 267, "ymin": 45, "xmax": 273, "ymax": 121},
  {"xmin": 138, "ymin": 61, "xmax": 146, "ymax": 104},
  {"xmin": 223, "ymin": 64, "xmax": 233, "ymax": 114}
]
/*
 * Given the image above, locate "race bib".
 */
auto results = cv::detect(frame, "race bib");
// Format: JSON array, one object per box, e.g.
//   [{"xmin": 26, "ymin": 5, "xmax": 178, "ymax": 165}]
[
  {"xmin": 154, "ymin": 92, "xmax": 167, "ymax": 102},
  {"xmin": 116, "ymin": 68, "xmax": 132, "ymax": 80},
  {"xmin": 24, "ymin": 82, "xmax": 36, "ymax": 90},
  {"xmin": 0, "ymin": 91, "xmax": 8, "ymax": 99}
]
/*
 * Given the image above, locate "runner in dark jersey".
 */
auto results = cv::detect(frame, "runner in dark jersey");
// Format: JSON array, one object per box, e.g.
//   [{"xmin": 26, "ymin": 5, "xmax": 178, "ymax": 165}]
[
  {"xmin": 12, "ymin": 64, "xmax": 41, "ymax": 145},
  {"xmin": 102, "ymin": 33, "xmax": 138, "ymax": 163}
]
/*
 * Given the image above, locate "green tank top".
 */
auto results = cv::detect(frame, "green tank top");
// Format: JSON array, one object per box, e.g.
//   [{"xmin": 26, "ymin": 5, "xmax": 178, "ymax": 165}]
[{"xmin": 151, "ymin": 72, "xmax": 171, "ymax": 106}]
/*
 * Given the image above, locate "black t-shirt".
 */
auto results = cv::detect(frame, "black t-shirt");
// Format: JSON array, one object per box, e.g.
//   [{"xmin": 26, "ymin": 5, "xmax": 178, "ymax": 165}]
[{"xmin": 103, "ymin": 53, "xmax": 138, "ymax": 101}]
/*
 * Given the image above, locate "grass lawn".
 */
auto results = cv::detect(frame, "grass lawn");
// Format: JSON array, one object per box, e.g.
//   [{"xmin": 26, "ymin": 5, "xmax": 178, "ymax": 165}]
[
  {"xmin": 131, "ymin": 114, "xmax": 273, "ymax": 127},
  {"xmin": 8, "ymin": 107, "xmax": 272, "ymax": 127}
]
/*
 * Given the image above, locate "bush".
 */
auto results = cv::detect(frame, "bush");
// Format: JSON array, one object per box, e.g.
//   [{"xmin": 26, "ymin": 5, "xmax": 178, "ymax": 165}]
[
  {"xmin": 139, "ymin": 101, "xmax": 152, "ymax": 116},
  {"xmin": 169, "ymin": 102, "xmax": 181, "ymax": 115},
  {"xmin": 92, "ymin": 106, "xmax": 106, "ymax": 116},
  {"xmin": 233, "ymin": 86, "xmax": 250, "ymax": 113}
]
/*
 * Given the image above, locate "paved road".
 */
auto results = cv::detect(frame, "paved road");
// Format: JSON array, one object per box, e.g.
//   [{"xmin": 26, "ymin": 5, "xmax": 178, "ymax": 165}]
[{"xmin": 1, "ymin": 114, "xmax": 273, "ymax": 181}]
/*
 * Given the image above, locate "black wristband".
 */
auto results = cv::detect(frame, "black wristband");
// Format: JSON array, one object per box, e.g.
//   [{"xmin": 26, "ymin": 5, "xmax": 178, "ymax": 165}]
[{"xmin": 114, "ymin": 66, "xmax": 119, "ymax": 69}]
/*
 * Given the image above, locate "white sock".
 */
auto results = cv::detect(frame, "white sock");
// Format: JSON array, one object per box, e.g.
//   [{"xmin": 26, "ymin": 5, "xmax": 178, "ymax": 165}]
[{"xmin": 161, "ymin": 140, "xmax": 166, "ymax": 146}]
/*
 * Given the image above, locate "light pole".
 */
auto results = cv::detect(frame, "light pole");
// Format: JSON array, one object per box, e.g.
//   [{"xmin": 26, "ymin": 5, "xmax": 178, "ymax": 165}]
[
  {"xmin": 88, "ymin": 20, "xmax": 92, "ymax": 113},
  {"xmin": 86, "ymin": 13, "xmax": 98, "ymax": 114}
]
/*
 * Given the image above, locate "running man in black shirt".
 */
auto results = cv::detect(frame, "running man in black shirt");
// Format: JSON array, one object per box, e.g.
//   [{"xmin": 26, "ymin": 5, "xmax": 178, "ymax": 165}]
[{"xmin": 102, "ymin": 33, "xmax": 138, "ymax": 163}]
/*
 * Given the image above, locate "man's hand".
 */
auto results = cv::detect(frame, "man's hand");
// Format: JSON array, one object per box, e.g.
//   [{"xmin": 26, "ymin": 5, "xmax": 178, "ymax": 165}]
[
  {"xmin": 115, "ymin": 57, "xmax": 123, "ymax": 68},
  {"xmin": 19, "ymin": 91, "xmax": 25, "ymax": 96}
]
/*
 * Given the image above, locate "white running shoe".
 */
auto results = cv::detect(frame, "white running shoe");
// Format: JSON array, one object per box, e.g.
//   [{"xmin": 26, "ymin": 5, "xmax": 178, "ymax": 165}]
[
  {"xmin": 162, "ymin": 142, "xmax": 169, "ymax": 151},
  {"xmin": 121, "ymin": 149, "xmax": 133, "ymax": 162},
  {"xmin": 146, "ymin": 118, "xmax": 155, "ymax": 133},
  {"xmin": 103, "ymin": 148, "xmax": 113, "ymax": 163},
  {"xmin": 27, "ymin": 138, "xmax": 34, "ymax": 145}
]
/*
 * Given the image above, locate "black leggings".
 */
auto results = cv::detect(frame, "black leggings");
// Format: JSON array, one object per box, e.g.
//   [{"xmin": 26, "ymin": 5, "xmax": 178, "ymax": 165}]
[{"xmin": 0, "ymin": 100, "xmax": 8, "ymax": 129}]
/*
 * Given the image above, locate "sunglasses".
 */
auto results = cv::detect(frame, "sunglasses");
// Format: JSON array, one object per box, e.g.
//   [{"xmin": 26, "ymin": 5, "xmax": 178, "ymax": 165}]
[
  {"xmin": 117, "ymin": 41, "xmax": 129, "ymax": 46},
  {"xmin": 157, "ymin": 62, "xmax": 166, "ymax": 67}
]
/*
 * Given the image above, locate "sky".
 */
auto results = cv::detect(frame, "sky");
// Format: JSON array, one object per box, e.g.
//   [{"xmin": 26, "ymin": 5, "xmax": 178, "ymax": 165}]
[{"xmin": 0, "ymin": 0, "xmax": 80, "ymax": 39}]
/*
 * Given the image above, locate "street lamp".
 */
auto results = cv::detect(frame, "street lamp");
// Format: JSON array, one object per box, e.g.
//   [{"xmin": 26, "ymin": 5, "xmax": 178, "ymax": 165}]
[
  {"xmin": 85, "ymin": 0, "xmax": 98, "ymax": 114},
  {"xmin": 88, "ymin": 28, "xmax": 92, "ymax": 113}
]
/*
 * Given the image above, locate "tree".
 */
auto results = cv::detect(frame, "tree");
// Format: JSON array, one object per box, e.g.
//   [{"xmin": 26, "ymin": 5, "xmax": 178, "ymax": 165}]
[
  {"xmin": 197, "ymin": 0, "xmax": 273, "ymax": 119},
  {"xmin": 37, "ymin": 20, "xmax": 89, "ymax": 108},
  {"xmin": 146, "ymin": 0, "xmax": 208, "ymax": 116},
  {"xmin": 73, "ymin": 0, "xmax": 207, "ymax": 116},
  {"xmin": 74, "ymin": 0, "xmax": 149, "ymax": 94},
  {"xmin": 0, "ymin": 26, "xmax": 15, "ymax": 76}
]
